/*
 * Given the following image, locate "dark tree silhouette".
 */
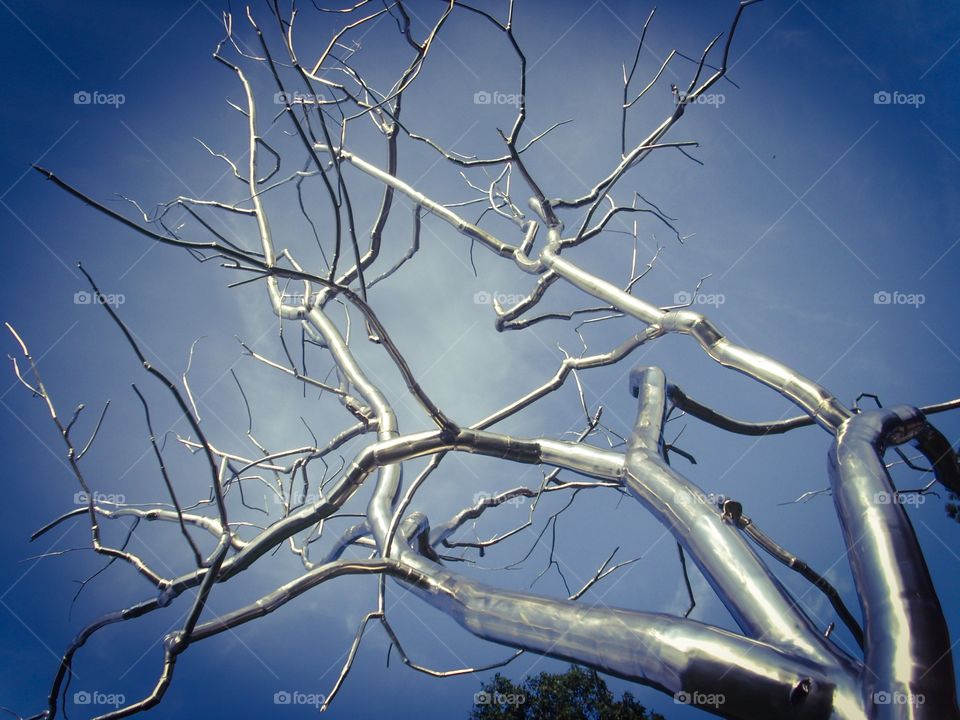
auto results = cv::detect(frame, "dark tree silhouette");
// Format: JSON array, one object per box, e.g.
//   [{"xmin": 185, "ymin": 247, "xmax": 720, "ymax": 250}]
[{"xmin": 469, "ymin": 666, "xmax": 667, "ymax": 720}]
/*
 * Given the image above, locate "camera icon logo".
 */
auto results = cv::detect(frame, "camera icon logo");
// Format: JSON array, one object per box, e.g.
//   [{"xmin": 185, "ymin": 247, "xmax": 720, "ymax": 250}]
[
  {"xmin": 873, "ymin": 91, "xmax": 892, "ymax": 105},
  {"xmin": 873, "ymin": 291, "xmax": 892, "ymax": 305},
  {"xmin": 74, "ymin": 691, "xmax": 92, "ymax": 705},
  {"xmin": 273, "ymin": 691, "xmax": 291, "ymax": 705},
  {"xmin": 473, "ymin": 290, "xmax": 492, "ymax": 304},
  {"xmin": 673, "ymin": 290, "xmax": 692, "ymax": 305},
  {"xmin": 74, "ymin": 291, "xmax": 92, "ymax": 304},
  {"xmin": 473, "ymin": 90, "xmax": 492, "ymax": 105},
  {"xmin": 74, "ymin": 91, "xmax": 92, "ymax": 105}
]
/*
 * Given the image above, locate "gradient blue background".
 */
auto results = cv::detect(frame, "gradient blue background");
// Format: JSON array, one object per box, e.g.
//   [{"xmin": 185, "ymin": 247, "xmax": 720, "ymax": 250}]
[{"xmin": 0, "ymin": 1, "xmax": 959, "ymax": 718}]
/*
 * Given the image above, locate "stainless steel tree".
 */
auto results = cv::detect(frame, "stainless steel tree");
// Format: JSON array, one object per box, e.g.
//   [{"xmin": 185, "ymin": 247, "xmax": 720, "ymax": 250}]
[{"xmin": 9, "ymin": 2, "xmax": 960, "ymax": 719}]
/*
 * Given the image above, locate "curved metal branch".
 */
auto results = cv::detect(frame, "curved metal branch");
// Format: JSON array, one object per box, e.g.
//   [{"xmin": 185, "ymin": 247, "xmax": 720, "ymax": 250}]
[
  {"xmin": 828, "ymin": 407, "xmax": 958, "ymax": 716},
  {"xmin": 626, "ymin": 365, "xmax": 852, "ymax": 669}
]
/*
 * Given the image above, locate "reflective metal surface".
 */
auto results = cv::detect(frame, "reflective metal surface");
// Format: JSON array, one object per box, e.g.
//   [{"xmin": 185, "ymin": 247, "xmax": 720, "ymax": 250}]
[{"xmin": 828, "ymin": 407, "xmax": 958, "ymax": 718}]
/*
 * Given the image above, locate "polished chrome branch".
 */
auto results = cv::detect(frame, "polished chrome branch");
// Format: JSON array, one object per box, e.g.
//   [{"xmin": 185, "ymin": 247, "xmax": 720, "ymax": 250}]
[
  {"xmin": 828, "ymin": 407, "xmax": 959, "ymax": 718},
  {"xmin": 313, "ymin": 144, "xmax": 517, "ymax": 259},
  {"xmin": 313, "ymin": 139, "xmax": 850, "ymax": 432},
  {"xmin": 396, "ymin": 553, "xmax": 852, "ymax": 720},
  {"xmin": 625, "ymin": 367, "xmax": 852, "ymax": 668},
  {"xmin": 539, "ymin": 244, "xmax": 851, "ymax": 431}
]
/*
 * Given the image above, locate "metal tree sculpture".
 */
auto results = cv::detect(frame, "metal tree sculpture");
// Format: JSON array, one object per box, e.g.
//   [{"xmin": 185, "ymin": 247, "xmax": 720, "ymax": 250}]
[{"xmin": 8, "ymin": 2, "xmax": 960, "ymax": 719}]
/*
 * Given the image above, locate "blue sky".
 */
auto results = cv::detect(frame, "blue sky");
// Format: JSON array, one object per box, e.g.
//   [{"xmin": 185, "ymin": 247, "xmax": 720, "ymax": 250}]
[{"xmin": 0, "ymin": 1, "xmax": 959, "ymax": 718}]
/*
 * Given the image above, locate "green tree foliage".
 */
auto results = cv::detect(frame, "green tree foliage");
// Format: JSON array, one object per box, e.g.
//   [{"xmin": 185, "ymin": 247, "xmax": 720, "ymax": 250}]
[{"xmin": 469, "ymin": 665, "xmax": 667, "ymax": 720}]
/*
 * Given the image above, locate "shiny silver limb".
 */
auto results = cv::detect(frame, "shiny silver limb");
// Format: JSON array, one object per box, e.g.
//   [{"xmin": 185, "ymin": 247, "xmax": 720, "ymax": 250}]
[
  {"xmin": 624, "ymin": 367, "xmax": 854, "ymax": 668},
  {"xmin": 828, "ymin": 407, "xmax": 958, "ymax": 717}
]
